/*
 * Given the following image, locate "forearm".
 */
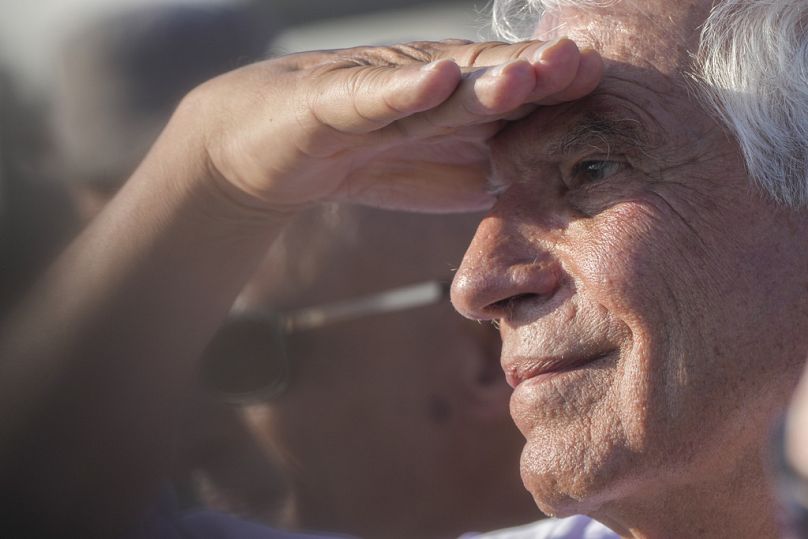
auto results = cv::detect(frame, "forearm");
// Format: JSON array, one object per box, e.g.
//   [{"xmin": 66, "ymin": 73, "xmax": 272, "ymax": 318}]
[
  {"xmin": 0, "ymin": 36, "xmax": 601, "ymax": 537},
  {"xmin": 0, "ymin": 105, "xmax": 289, "ymax": 537}
]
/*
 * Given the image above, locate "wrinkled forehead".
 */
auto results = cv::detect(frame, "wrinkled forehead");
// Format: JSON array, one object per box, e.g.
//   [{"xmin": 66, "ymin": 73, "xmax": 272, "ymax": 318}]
[
  {"xmin": 489, "ymin": 1, "xmax": 719, "ymax": 177},
  {"xmin": 533, "ymin": 0, "xmax": 710, "ymax": 75}
]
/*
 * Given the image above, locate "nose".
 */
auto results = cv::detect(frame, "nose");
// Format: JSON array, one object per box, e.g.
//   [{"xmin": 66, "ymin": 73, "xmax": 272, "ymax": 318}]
[{"xmin": 451, "ymin": 213, "xmax": 562, "ymax": 321}]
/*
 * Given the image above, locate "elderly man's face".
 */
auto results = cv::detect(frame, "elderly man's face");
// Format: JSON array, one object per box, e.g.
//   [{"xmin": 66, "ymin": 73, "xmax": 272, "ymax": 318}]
[{"xmin": 452, "ymin": 0, "xmax": 808, "ymax": 517}]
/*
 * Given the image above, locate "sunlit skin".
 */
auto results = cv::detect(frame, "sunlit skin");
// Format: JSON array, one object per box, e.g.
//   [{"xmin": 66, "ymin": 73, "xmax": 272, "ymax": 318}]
[
  {"xmin": 1, "ymin": 27, "xmax": 617, "ymax": 537},
  {"xmin": 12, "ymin": 1, "xmax": 808, "ymax": 535},
  {"xmin": 452, "ymin": 1, "xmax": 808, "ymax": 537},
  {"xmin": 0, "ymin": 36, "xmax": 607, "ymax": 537}
]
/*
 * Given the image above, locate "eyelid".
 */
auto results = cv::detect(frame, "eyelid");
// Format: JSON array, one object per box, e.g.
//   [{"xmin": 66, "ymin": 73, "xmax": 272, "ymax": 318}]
[{"xmin": 562, "ymin": 154, "xmax": 628, "ymax": 188}]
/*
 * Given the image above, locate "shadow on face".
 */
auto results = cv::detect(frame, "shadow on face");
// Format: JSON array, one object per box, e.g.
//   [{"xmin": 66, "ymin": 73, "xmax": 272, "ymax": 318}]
[{"xmin": 452, "ymin": 7, "xmax": 808, "ymax": 522}]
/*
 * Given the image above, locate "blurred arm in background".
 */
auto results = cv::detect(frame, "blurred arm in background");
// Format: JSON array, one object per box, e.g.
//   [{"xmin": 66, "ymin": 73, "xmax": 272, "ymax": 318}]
[{"xmin": 0, "ymin": 24, "xmax": 603, "ymax": 537}]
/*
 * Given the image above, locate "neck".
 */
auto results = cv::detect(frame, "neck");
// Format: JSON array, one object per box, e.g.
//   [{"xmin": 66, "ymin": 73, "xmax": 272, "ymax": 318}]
[{"xmin": 592, "ymin": 443, "xmax": 782, "ymax": 539}]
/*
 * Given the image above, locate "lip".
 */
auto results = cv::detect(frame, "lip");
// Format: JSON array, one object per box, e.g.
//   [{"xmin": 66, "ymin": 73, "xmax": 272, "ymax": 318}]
[{"xmin": 502, "ymin": 349, "xmax": 615, "ymax": 389}]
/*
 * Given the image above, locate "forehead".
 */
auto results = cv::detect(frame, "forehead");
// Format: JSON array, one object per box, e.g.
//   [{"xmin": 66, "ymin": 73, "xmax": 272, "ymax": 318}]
[
  {"xmin": 535, "ymin": 1, "xmax": 710, "ymax": 74},
  {"xmin": 492, "ymin": 1, "xmax": 713, "ymax": 169}
]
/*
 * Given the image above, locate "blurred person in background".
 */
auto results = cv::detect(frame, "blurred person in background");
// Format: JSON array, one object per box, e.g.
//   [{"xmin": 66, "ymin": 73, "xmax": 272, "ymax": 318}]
[
  {"xmin": 180, "ymin": 205, "xmax": 536, "ymax": 539},
  {"xmin": 15, "ymin": 0, "xmax": 808, "ymax": 537},
  {"xmin": 50, "ymin": 1, "xmax": 271, "ymax": 221},
  {"xmin": 0, "ymin": 9, "xmax": 606, "ymax": 534},
  {"xmin": 0, "ymin": 64, "xmax": 77, "ymax": 319},
  {"xmin": 45, "ymin": 4, "xmax": 537, "ymax": 537}
]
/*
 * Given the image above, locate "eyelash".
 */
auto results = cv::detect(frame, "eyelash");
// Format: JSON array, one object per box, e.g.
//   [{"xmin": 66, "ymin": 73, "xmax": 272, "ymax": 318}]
[{"xmin": 568, "ymin": 159, "xmax": 626, "ymax": 187}]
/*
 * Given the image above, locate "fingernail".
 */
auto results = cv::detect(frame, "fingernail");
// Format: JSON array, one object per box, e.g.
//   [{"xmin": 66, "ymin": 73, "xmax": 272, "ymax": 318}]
[{"xmin": 532, "ymin": 37, "xmax": 568, "ymax": 63}]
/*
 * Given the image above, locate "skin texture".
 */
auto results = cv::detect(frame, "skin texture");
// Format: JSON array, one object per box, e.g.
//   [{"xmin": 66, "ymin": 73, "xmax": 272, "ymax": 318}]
[
  {"xmin": 451, "ymin": 2, "xmax": 808, "ymax": 538},
  {"xmin": 4, "ymin": 4, "xmax": 808, "ymax": 537},
  {"xmin": 0, "ymin": 37, "xmax": 603, "ymax": 537},
  {"xmin": 203, "ymin": 207, "xmax": 536, "ymax": 538},
  {"xmin": 191, "ymin": 38, "xmax": 603, "ymax": 213},
  {"xmin": 7, "ymin": 3, "xmax": 808, "ymax": 535},
  {"xmin": 788, "ymin": 367, "xmax": 808, "ymax": 477}
]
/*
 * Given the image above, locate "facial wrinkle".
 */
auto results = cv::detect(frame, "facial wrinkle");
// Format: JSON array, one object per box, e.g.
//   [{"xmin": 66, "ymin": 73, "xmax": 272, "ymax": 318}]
[{"xmin": 548, "ymin": 113, "xmax": 650, "ymax": 160}]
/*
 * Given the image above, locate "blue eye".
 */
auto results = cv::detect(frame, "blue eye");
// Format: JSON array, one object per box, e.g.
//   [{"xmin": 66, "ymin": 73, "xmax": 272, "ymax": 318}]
[{"xmin": 572, "ymin": 160, "xmax": 623, "ymax": 185}]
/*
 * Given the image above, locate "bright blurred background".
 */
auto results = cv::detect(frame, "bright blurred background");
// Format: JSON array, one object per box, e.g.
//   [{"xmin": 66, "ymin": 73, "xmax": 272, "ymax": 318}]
[
  {"xmin": 0, "ymin": 0, "xmax": 490, "ymax": 314},
  {"xmin": 0, "ymin": 4, "xmax": 545, "ymax": 538},
  {"xmin": 1, "ymin": 0, "xmax": 488, "ymax": 95}
]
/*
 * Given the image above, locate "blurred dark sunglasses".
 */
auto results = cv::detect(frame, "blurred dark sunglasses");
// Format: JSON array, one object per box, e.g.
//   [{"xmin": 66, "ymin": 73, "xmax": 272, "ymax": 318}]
[{"xmin": 200, "ymin": 280, "xmax": 451, "ymax": 403}]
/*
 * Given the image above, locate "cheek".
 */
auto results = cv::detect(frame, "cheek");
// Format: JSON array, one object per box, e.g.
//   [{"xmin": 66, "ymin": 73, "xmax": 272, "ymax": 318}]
[
  {"xmin": 563, "ymin": 199, "xmax": 704, "ymax": 444},
  {"xmin": 562, "ymin": 193, "xmax": 804, "ymax": 459},
  {"xmin": 569, "ymin": 199, "xmax": 692, "ymax": 309},
  {"xmin": 566, "ymin": 199, "xmax": 687, "ymax": 350}
]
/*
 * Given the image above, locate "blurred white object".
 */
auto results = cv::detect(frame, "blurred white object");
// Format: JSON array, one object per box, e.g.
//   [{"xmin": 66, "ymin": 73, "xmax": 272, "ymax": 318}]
[
  {"xmin": 270, "ymin": 1, "xmax": 487, "ymax": 54},
  {"xmin": 0, "ymin": 0, "xmax": 244, "ymax": 94}
]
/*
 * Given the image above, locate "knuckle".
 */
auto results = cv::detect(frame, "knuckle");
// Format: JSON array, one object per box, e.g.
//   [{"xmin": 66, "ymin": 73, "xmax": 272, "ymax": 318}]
[
  {"xmin": 307, "ymin": 58, "xmax": 367, "ymax": 78},
  {"xmin": 334, "ymin": 45, "xmax": 422, "ymax": 67},
  {"xmin": 340, "ymin": 42, "xmax": 439, "ymax": 66},
  {"xmin": 353, "ymin": 67, "xmax": 406, "ymax": 127},
  {"xmin": 345, "ymin": 71, "xmax": 383, "ymax": 127},
  {"xmin": 510, "ymin": 40, "xmax": 542, "ymax": 58},
  {"xmin": 310, "ymin": 64, "xmax": 397, "ymax": 132},
  {"xmin": 389, "ymin": 41, "xmax": 440, "ymax": 62},
  {"xmin": 281, "ymin": 50, "xmax": 337, "ymax": 71},
  {"xmin": 343, "ymin": 65, "xmax": 383, "ymax": 100},
  {"xmin": 336, "ymin": 46, "xmax": 385, "ymax": 66},
  {"xmin": 311, "ymin": 41, "xmax": 449, "ymax": 70},
  {"xmin": 457, "ymin": 41, "xmax": 510, "ymax": 66}
]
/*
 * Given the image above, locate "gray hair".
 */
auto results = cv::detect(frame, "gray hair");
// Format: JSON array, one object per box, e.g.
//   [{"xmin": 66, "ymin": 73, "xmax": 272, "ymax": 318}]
[{"xmin": 492, "ymin": 0, "xmax": 808, "ymax": 208}]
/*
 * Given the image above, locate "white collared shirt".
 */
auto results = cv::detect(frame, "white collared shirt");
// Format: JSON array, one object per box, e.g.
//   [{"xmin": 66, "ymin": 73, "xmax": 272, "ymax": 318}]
[{"xmin": 464, "ymin": 516, "xmax": 618, "ymax": 539}]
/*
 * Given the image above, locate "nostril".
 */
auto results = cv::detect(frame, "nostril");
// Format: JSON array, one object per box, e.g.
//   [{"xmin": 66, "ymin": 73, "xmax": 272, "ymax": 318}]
[{"xmin": 488, "ymin": 293, "xmax": 541, "ymax": 316}]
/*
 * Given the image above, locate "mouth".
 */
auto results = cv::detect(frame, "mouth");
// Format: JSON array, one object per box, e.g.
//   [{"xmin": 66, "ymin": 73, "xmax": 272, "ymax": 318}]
[{"xmin": 503, "ymin": 348, "xmax": 615, "ymax": 389}]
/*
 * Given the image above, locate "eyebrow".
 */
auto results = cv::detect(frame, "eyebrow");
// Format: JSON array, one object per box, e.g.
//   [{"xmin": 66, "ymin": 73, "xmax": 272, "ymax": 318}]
[
  {"xmin": 545, "ymin": 111, "xmax": 653, "ymax": 159},
  {"xmin": 487, "ymin": 106, "xmax": 657, "ymax": 193}
]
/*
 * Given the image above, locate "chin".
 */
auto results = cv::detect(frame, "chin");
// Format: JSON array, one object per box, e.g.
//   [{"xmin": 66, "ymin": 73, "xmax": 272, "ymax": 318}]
[{"xmin": 518, "ymin": 433, "xmax": 638, "ymax": 519}]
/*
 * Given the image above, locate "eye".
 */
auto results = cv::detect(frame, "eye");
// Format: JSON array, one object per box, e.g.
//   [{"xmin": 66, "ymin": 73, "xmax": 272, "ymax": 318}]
[{"xmin": 570, "ymin": 160, "xmax": 624, "ymax": 186}]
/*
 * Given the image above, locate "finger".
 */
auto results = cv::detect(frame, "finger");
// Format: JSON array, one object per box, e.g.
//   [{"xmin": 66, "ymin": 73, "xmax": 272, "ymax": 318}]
[
  {"xmin": 385, "ymin": 39, "xmax": 587, "ymax": 139},
  {"xmin": 305, "ymin": 59, "xmax": 462, "ymax": 136},
  {"xmin": 392, "ymin": 59, "xmax": 537, "ymax": 138},
  {"xmin": 537, "ymin": 48, "xmax": 604, "ymax": 105},
  {"xmin": 435, "ymin": 38, "xmax": 602, "ymax": 106},
  {"xmin": 527, "ymin": 38, "xmax": 582, "ymax": 101},
  {"xmin": 434, "ymin": 38, "xmax": 559, "ymax": 68},
  {"xmin": 278, "ymin": 41, "xmax": 456, "ymax": 72},
  {"xmin": 488, "ymin": 46, "xmax": 602, "ymax": 121}
]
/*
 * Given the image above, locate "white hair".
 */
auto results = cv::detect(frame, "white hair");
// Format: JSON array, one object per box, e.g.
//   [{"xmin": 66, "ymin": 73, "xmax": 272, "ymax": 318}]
[
  {"xmin": 492, "ymin": 0, "xmax": 808, "ymax": 208},
  {"xmin": 492, "ymin": 0, "xmax": 615, "ymax": 42}
]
